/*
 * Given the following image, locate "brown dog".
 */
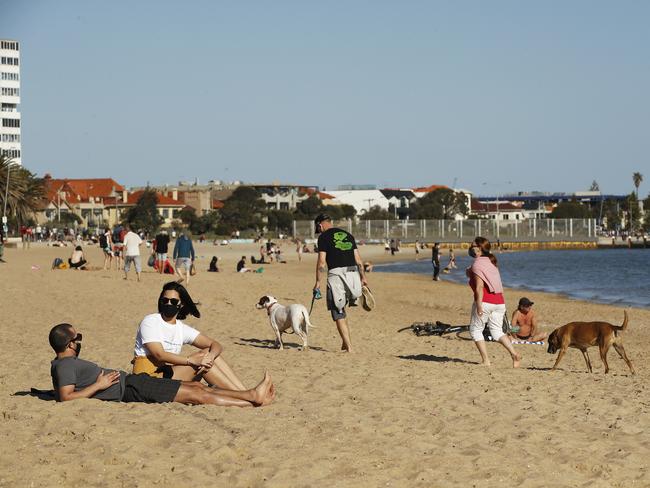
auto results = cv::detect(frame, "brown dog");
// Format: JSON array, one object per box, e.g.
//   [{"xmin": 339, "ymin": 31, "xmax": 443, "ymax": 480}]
[{"xmin": 547, "ymin": 311, "xmax": 635, "ymax": 374}]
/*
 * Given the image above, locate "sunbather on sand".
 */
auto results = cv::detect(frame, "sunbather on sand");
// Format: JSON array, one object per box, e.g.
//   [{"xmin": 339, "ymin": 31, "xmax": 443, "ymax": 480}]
[{"xmin": 48, "ymin": 323, "xmax": 274, "ymax": 407}]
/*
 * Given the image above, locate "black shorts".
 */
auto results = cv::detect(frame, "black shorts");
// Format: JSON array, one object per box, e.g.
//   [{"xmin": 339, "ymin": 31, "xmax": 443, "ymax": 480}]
[
  {"xmin": 122, "ymin": 373, "xmax": 181, "ymax": 403},
  {"xmin": 326, "ymin": 286, "xmax": 346, "ymax": 321}
]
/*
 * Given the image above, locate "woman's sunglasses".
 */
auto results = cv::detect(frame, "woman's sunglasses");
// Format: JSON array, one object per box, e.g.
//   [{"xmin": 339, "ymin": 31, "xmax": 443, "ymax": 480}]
[{"xmin": 160, "ymin": 297, "xmax": 181, "ymax": 306}]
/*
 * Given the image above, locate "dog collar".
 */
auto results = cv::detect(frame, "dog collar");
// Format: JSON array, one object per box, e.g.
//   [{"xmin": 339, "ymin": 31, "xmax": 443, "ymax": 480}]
[{"xmin": 266, "ymin": 302, "xmax": 279, "ymax": 316}]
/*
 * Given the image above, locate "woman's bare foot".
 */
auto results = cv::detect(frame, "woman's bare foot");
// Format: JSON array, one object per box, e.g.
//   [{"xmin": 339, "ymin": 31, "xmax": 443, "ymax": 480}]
[
  {"xmin": 251, "ymin": 371, "xmax": 273, "ymax": 405},
  {"xmin": 513, "ymin": 353, "xmax": 522, "ymax": 368},
  {"xmin": 480, "ymin": 361, "xmax": 492, "ymax": 367}
]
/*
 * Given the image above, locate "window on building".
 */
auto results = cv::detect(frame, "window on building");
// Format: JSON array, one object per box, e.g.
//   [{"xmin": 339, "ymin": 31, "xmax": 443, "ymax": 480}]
[
  {"xmin": 280, "ymin": 202, "xmax": 289, "ymax": 210},
  {"xmin": 1, "ymin": 87, "xmax": 19, "ymax": 97},
  {"xmin": 2, "ymin": 118, "xmax": 20, "ymax": 127}
]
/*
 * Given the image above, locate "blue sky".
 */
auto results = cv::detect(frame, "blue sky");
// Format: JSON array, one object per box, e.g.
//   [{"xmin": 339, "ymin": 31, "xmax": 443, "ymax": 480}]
[{"xmin": 1, "ymin": 0, "xmax": 648, "ymax": 195}]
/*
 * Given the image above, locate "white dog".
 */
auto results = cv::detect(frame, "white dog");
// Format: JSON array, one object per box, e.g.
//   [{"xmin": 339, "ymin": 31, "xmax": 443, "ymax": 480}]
[{"xmin": 256, "ymin": 295, "xmax": 315, "ymax": 350}]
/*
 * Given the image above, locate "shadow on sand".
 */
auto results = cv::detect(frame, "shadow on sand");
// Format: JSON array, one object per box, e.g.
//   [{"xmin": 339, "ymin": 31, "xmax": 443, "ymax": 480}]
[
  {"xmin": 13, "ymin": 388, "xmax": 57, "ymax": 401},
  {"xmin": 397, "ymin": 354, "xmax": 477, "ymax": 364},
  {"xmin": 235, "ymin": 337, "xmax": 326, "ymax": 352}
]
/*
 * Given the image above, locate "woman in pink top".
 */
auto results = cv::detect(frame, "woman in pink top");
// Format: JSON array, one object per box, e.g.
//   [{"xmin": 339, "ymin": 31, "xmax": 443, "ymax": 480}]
[{"xmin": 467, "ymin": 237, "xmax": 521, "ymax": 368}]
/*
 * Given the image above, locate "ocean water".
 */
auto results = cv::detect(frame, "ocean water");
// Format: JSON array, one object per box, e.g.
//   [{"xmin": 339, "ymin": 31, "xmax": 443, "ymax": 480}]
[{"xmin": 374, "ymin": 248, "xmax": 650, "ymax": 309}]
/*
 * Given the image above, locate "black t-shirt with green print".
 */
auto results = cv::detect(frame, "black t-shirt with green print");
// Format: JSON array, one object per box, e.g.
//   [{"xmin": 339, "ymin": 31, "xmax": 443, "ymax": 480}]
[{"xmin": 317, "ymin": 228, "xmax": 358, "ymax": 269}]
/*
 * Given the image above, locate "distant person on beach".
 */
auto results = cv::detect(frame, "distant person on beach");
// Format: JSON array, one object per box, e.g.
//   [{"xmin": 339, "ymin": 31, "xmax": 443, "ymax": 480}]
[
  {"xmin": 415, "ymin": 240, "xmax": 421, "ymax": 260},
  {"xmin": 0, "ymin": 225, "xmax": 5, "ymax": 263},
  {"xmin": 173, "ymin": 232, "xmax": 195, "ymax": 284},
  {"xmin": 466, "ymin": 237, "xmax": 520, "ymax": 368},
  {"xmin": 510, "ymin": 297, "xmax": 547, "ymax": 342},
  {"xmin": 68, "ymin": 246, "xmax": 87, "ymax": 269},
  {"xmin": 431, "ymin": 242, "xmax": 441, "ymax": 281},
  {"xmin": 48, "ymin": 323, "xmax": 274, "ymax": 407},
  {"xmin": 153, "ymin": 230, "xmax": 170, "ymax": 275},
  {"xmin": 208, "ymin": 256, "xmax": 219, "ymax": 272},
  {"xmin": 131, "ymin": 282, "xmax": 255, "ymax": 392},
  {"xmin": 313, "ymin": 214, "xmax": 368, "ymax": 353},
  {"xmin": 443, "ymin": 248, "xmax": 457, "ymax": 273},
  {"xmin": 123, "ymin": 224, "xmax": 143, "ymax": 281},
  {"xmin": 296, "ymin": 238, "xmax": 303, "ymax": 262},
  {"xmin": 390, "ymin": 239, "xmax": 396, "ymax": 256},
  {"xmin": 237, "ymin": 256, "xmax": 252, "ymax": 273},
  {"xmin": 100, "ymin": 227, "xmax": 113, "ymax": 270}
]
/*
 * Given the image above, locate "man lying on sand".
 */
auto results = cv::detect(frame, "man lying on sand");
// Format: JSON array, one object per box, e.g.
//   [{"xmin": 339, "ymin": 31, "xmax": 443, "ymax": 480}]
[{"xmin": 48, "ymin": 323, "xmax": 275, "ymax": 407}]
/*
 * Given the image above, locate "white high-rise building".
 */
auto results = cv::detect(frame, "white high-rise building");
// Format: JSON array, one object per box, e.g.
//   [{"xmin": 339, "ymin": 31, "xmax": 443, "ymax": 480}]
[{"xmin": 0, "ymin": 39, "xmax": 21, "ymax": 165}]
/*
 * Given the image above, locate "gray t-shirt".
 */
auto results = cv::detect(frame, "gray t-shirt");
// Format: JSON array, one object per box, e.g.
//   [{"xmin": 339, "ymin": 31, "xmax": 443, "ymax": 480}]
[{"xmin": 50, "ymin": 356, "xmax": 126, "ymax": 401}]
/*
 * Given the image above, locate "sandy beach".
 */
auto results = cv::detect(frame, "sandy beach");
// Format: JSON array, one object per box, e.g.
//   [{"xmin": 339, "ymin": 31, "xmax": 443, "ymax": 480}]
[{"xmin": 1, "ymin": 241, "xmax": 649, "ymax": 487}]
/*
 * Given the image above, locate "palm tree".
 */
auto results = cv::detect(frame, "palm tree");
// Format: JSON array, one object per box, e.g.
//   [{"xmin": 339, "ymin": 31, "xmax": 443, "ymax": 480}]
[
  {"xmin": 633, "ymin": 172, "xmax": 643, "ymax": 199},
  {"xmin": 0, "ymin": 154, "xmax": 46, "ymax": 226}
]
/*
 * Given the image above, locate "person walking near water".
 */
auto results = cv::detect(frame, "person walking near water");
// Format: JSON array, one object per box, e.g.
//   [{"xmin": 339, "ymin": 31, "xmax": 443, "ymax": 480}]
[
  {"xmin": 431, "ymin": 242, "xmax": 441, "ymax": 281},
  {"xmin": 313, "ymin": 214, "xmax": 368, "ymax": 353},
  {"xmin": 466, "ymin": 237, "xmax": 521, "ymax": 368},
  {"xmin": 173, "ymin": 232, "xmax": 195, "ymax": 285}
]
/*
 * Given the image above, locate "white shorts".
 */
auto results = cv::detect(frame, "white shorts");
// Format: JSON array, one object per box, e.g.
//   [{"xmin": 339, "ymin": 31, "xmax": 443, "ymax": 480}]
[{"xmin": 469, "ymin": 302, "xmax": 506, "ymax": 342}]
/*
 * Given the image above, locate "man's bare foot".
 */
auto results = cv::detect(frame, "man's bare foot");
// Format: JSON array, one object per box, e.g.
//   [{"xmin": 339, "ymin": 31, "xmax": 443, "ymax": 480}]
[
  {"xmin": 513, "ymin": 353, "xmax": 522, "ymax": 368},
  {"xmin": 251, "ymin": 371, "xmax": 273, "ymax": 405},
  {"xmin": 480, "ymin": 361, "xmax": 492, "ymax": 367},
  {"xmin": 260, "ymin": 384, "xmax": 276, "ymax": 406}
]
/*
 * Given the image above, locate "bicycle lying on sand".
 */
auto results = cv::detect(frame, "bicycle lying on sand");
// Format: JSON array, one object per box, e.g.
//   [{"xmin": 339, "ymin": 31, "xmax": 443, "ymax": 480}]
[{"xmin": 399, "ymin": 321, "xmax": 493, "ymax": 341}]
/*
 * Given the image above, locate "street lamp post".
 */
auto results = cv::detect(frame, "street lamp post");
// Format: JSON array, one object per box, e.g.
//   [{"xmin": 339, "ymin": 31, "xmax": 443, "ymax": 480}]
[{"xmin": 2, "ymin": 162, "xmax": 10, "ymax": 233}]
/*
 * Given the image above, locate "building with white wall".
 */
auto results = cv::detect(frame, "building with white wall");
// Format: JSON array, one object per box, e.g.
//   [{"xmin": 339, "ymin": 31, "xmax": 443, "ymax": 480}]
[
  {"xmin": 326, "ymin": 190, "xmax": 390, "ymax": 215},
  {"xmin": 0, "ymin": 39, "xmax": 21, "ymax": 165}
]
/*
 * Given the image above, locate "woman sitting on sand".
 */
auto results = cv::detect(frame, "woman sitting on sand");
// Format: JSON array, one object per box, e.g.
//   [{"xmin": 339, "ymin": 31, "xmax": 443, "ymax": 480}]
[
  {"xmin": 131, "ymin": 281, "xmax": 250, "ymax": 390},
  {"xmin": 68, "ymin": 245, "xmax": 87, "ymax": 269},
  {"xmin": 466, "ymin": 237, "xmax": 521, "ymax": 368},
  {"xmin": 208, "ymin": 256, "xmax": 219, "ymax": 272}
]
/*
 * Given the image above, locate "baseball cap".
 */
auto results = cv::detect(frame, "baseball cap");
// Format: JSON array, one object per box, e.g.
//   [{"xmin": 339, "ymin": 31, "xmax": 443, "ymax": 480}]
[
  {"xmin": 314, "ymin": 214, "xmax": 331, "ymax": 234},
  {"xmin": 518, "ymin": 297, "xmax": 534, "ymax": 307}
]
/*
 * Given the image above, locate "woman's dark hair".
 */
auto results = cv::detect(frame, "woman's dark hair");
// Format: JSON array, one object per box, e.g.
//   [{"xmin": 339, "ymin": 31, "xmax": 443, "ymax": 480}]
[
  {"xmin": 474, "ymin": 236, "xmax": 498, "ymax": 267},
  {"xmin": 75, "ymin": 245, "xmax": 82, "ymax": 251},
  {"xmin": 158, "ymin": 282, "xmax": 200, "ymax": 320},
  {"xmin": 49, "ymin": 323, "xmax": 74, "ymax": 353},
  {"xmin": 210, "ymin": 256, "xmax": 218, "ymax": 263}
]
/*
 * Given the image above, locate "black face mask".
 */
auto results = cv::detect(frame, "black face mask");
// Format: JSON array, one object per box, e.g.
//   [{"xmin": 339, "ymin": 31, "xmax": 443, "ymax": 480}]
[
  {"xmin": 468, "ymin": 247, "xmax": 478, "ymax": 258},
  {"xmin": 160, "ymin": 304, "xmax": 181, "ymax": 319}
]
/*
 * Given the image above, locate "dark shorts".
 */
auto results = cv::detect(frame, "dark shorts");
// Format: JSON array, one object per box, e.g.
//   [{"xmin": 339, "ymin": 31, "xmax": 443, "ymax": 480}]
[
  {"xmin": 122, "ymin": 373, "xmax": 181, "ymax": 403},
  {"xmin": 326, "ymin": 286, "xmax": 346, "ymax": 321}
]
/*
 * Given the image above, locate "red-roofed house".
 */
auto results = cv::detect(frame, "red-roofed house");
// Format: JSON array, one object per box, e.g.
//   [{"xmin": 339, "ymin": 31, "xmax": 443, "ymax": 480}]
[{"xmin": 37, "ymin": 176, "xmax": 128, "ymax": 227}]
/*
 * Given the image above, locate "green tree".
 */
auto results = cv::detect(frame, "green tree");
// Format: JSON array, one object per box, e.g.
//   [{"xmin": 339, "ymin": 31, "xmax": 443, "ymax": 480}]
[
  {"xmin": 124, "ymin": 188, "xmax": 163, "ymax": 233},
  {"xmin": 360, "ymin": 205, "xmax": 395, "ymax": 220},
  {"xmin": 267, "ymin": 209, "xmax": 294, "ymax": 233},
  {"xmin": 550, "ymin": 200, "xmax": 593, "ymax": 219},
  {"xmin": 633, "ymin": 172, "xmax": 643, "ymax": 199},
  {"xmin": 601, "ymin": 199, "xmax": 622, "ymax": 231},
  {"xmin": 410, "ymin": 189, "xmax": 468, "ymax": 219},
  {"xmin": 589, "ymin": 180, "xmax": 600, "ymax": 191},
  {"xmin": 622, "ymin": 191, "xmax": 641, "ymax": 232},
  {"xmin": 643, "ymin": 194, "xmax": 650, "ymax": 232},
  {"xmin": 216, "ymin": 186, "xmax": 266, "ymax": 234},
  {"xmin": 0, "ymin": 155, "xmax": 46, "ymax": 226},
  {"xmin": 295, "ymin": 195, "xmax": 323, "ymax": 219}
]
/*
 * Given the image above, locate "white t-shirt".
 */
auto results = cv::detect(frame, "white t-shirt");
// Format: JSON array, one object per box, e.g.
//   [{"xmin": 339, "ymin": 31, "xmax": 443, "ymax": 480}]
[
  {"xmin": 123, "ymin": 231, "xmax": 143, "ymax": 256},
  {"xmin": 133, "ymin": 313, "xmax": 201, "ymax": 356}
]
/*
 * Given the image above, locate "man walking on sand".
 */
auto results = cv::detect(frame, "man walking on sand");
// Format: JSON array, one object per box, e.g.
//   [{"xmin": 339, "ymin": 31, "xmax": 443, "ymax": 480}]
[
  {"xmin": 313, "ymin": 214, "xmax": 368, "ymax": 353},
  {"xmin": 123, "ymin": 223, "xmax": 143, "ymax": 281},
  {"xmin": 47, "ymin": 323, "xmax": 275, "ymax": 407}
]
